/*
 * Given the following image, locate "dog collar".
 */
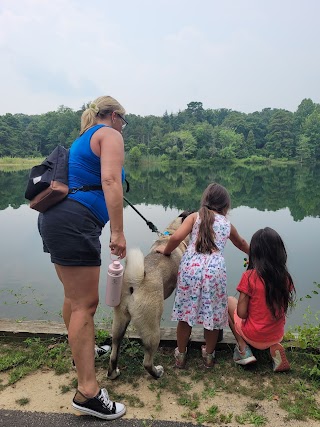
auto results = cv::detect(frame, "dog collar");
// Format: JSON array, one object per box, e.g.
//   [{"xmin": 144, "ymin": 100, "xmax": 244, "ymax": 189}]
[{"xmin": 161, "ymin": 230, "xmax": 188, "ymax": 250}]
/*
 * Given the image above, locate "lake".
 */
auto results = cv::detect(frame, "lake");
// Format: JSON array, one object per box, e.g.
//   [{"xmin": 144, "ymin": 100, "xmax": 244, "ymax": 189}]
[{"xmin": 0, "ymin": 161, "xmax": 319, "ymax": 331}]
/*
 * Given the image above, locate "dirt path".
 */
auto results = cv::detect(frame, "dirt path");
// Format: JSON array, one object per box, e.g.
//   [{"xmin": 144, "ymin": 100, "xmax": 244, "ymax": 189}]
[{"xmin": 1, "ymin": 369, "xmax": 319, "ymax": 426}]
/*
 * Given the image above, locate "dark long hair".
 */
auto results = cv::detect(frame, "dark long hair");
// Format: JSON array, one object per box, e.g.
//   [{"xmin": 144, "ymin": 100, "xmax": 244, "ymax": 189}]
[
  {"xmin": 247, "ymin": 227, "xmax": 295, "ymax": 319},
  {"xmin": 195, "ymin": 183, "xmax": 231, "ymax": 253}
]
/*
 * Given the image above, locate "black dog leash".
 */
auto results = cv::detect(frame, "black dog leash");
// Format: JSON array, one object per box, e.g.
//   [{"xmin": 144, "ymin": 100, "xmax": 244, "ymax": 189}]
[{"xmin": 123, "ymin": 196, "xmax": 160, "ymax": 234}]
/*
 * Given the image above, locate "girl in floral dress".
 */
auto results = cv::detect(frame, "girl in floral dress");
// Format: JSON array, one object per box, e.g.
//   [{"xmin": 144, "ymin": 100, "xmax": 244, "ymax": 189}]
[{"xmin": 157, "ymin": 183, "xmax": 249, "ymax": 368}]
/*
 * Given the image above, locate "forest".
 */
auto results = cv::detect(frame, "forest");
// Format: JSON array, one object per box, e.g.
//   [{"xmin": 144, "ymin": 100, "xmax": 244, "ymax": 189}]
[{"xmin": 0, "ymin": 98, "xmax": 319, "ymax": 162}]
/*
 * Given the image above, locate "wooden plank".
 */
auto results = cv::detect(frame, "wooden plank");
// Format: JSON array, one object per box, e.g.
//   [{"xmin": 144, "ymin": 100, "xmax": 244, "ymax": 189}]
[
  {"xmin": 0, "ymin": 319, "xmax": 67, "ymax": 337},
  {"xmin": 0, "ymin": 318, "xmax": 236, "ymax": 346},
  {"xmin": 1, "ymin": 319, "xmax": 302, "ymax": 349}
]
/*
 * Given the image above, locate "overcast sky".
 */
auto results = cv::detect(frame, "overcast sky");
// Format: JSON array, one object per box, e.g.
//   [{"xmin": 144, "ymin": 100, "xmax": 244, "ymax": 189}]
[{"xmin": 1, "ymin": 0, "xmax": 319, "ymax": 117}]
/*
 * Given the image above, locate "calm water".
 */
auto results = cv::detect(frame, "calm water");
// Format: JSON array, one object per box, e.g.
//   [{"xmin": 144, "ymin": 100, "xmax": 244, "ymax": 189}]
[{"xmin": 0, "ymin": 162, "xmax": 319, "ymax": 330}]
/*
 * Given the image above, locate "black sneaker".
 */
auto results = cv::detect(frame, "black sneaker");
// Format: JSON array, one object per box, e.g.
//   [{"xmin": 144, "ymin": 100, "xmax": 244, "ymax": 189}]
[
  {"xmin": 95, "ymin": 344, "xmax": 111, "ymax": 359},
  {"xmin": 72, "ymin": 344, "xmax": 111, "ymax": 369},
  {"xmin": 72, "ymin": 388, "xmax": 126, "ymax": 420}
]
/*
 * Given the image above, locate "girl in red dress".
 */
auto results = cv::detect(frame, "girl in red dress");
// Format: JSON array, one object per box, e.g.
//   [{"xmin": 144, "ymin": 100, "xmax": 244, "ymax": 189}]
[{"xmin": 228, "ymin": 227, "xmax": 295, "ymax": 372}]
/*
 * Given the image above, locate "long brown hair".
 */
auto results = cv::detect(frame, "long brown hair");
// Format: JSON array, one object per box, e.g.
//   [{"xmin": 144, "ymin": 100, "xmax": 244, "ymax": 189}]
[
  {"xmin": 195, "ymin": 183, "xmax": 231, "ymax": 253},
  {"xmin": 247, "ymin": 227, "xmax": 295, "ymax": 319}
]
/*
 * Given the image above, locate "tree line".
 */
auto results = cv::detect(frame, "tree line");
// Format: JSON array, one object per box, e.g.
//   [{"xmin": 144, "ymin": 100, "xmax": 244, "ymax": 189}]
[{"xmin": 0, "ymin": 98, "xmax": 319, "ymax": 162}]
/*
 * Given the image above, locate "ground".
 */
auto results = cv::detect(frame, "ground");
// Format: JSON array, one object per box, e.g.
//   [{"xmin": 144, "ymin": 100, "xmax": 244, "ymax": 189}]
[{"xmin": 1, "ymin": 343, "xmax": 320, "ymax": 426}]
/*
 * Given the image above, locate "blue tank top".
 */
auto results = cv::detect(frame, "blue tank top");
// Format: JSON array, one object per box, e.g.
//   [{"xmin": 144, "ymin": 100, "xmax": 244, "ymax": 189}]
[{"xmin": 68, "ymin": 124, "xmax": 125, "ymax": 225}]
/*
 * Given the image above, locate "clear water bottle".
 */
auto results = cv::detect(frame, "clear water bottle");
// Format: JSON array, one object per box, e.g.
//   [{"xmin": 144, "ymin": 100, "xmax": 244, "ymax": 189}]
[{"xmin": 105, "ymin": 260, "xmax": 124, "ymax": 307}]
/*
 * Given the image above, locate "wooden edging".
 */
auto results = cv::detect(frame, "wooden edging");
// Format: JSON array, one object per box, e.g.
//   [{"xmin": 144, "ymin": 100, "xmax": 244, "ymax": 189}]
[
  {"xmin": 1, "ymin": 319, "xmax": 303, "ymax": 349},
  {"xmin": 0, "ymin": 319, "xmax": 237, "ymax": 348}
]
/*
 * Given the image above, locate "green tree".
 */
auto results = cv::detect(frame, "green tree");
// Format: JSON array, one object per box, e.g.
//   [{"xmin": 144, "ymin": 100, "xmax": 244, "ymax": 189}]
[
  {"xmin": 246, "ymin": 130, "xmax": 256, "ymax": 156},
  {"xmin": 190, "ymin": 122, "xmax": 215, "ymax": 151},
  {"xmin": 0, "ymin": 115, "xmax": 22, "ymax": 156},
  {"xmin": 296, "ymin": 135, "xmax": 313, "ymax": 163},
  {"xmin": 128, "ymin": 146, "xmax": 142, "ymax": 163},
  {"xmin": 302, "ymin": 109, "xmax": 320, "ymax": 160},
  {"xmin": 222, "ymin": 111, "xmax": 251, "ymax": 138},
  {"xmin": 186, "ymin": 101, "xmax": 204, "ymax": 122},
  {"xmin": 162, "ymin": 130, "xmax": 197, "ymax": 159},
  {"xmin": 265, "ymin": 110, "xmax": 296, "ymax": 158},
  {"xmin": 294, "ymin": 98, "xmax": 316, "ymax": 134},
  {"xmin": 210, "ymin": 127, "xmax": 244, "ymax": 158},
  {"xmin": 247, "ymin": 108, "xmax": 276, "ymax": 149}
]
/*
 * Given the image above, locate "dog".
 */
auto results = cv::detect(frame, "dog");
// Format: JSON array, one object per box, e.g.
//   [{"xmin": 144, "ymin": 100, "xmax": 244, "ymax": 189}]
[{"xmin": 107, "ymin": 211, "xmax": 192, "ymax": 380}]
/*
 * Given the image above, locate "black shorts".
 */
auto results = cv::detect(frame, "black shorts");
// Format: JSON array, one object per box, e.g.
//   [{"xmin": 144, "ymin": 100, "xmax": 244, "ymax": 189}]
[{"xmin": 38, "ymin": 199, "xmax": 104, "ymax": 266}]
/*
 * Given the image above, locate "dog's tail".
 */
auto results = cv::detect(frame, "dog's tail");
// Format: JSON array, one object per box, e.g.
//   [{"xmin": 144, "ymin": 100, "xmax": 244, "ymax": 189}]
[{"xmin": 124, "ymin": 248, "xmax": 145, "ymax": 286}]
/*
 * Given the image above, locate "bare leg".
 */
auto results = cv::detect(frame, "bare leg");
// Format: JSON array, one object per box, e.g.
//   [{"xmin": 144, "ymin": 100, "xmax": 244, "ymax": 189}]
[
  {"xmin": 55, "ymin": 265, "xmax": 71, "ymax": 330},
  {"xmin": 228, "ymin": 296, "xmax": 248, "ymax": 352},
  {"xmin": 55, "ymin": 264, "xmax": 100, "ymax": 398},
  {"xmin": 204, "ymin": 329, "xmax": 219, "ymax": 354},
  {"xmin": 177, "ymin": 321, "xmax": 192, "ymax": 353},
  {"xmin": 62, "ymin": 297, "xmax": 71, "ymax": 329}
]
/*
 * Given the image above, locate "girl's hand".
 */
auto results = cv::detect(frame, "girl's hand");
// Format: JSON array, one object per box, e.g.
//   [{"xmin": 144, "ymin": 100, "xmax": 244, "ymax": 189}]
[{"xmin": 156, "ymin": 245, "xmax": 170, "ymax": 255}]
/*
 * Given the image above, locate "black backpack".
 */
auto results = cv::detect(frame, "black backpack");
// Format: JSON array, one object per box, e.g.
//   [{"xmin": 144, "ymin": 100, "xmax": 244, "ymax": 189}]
[{"xmin": 24, "ymin": 146, "xmax": 102, "ymax": 212}]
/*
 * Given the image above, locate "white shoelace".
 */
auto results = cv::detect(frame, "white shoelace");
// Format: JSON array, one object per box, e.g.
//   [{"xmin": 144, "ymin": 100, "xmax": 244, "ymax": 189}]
[{"xmin": 98, "ymin": 388, "xmax": 114, "ymax": 411}]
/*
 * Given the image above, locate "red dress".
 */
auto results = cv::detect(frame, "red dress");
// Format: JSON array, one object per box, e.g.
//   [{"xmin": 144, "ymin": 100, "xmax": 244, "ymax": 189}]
[{"xmin": 236, "ymin": 270, "xmax": 285, "ymax": 343}]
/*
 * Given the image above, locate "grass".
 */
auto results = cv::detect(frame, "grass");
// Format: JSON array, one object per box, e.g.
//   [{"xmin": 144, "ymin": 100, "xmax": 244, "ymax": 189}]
[
  {"xmin": 0, "ymin": 337, "xmax": 70, "ymax": 384},
  {"xmin": 0, "ymin": 335, "xmax": 320, "ymax": 424},
  {"xmin": 105, "ymin": 339, "xmax": 320, "ymax": 423},
  {"xmin": 15, "ymin": 397, "xmax": 30, "ymax": 406},
  {"xmin": 0, "ymin": 157, "xmax": 43, "ymax": 171}
]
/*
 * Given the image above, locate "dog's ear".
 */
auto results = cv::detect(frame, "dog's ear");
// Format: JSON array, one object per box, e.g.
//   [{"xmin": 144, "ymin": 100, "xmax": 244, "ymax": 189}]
[{"xmin": 179, "ymin": 210, "xmax": 195, "ymax": 222}]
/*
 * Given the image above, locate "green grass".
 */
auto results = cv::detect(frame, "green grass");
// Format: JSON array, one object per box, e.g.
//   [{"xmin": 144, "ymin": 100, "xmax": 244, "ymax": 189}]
[
  {"xmin": 0, "ymin": 337, "xmax": 71, "ymax": 384},
  {"xmin": 15, "ymin": 397, "xmax": 30, "ymax": 406},
  {"xmin": 104, "ymin": 342, "xmax": 320, "ymax": 424},
  {"xmin": 0, "ymin": 157, "xmax": 43, "ymax": 171},
  {"xmin": 1, "ymin": 335, "xmax": 320, "ymax": 424}
]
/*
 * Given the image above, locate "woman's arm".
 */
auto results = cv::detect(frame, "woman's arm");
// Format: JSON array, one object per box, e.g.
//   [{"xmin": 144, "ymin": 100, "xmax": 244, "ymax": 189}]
[
  {"xmin": 100, "ymin": 128, "xmax": 126, "ymax": 259},
  {"xmin": 237, "ymin": 291, "xmax": 250, "ymax": 319},
  {"xmin": 229, "ymin": 224, "xmax": 249, "ymax": 255},
  {"xmin": 156, "ymin": 213, "xmax": 196, "ymax": 255}
]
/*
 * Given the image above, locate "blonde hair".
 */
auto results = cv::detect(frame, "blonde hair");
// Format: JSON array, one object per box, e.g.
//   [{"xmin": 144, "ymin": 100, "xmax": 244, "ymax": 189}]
[{"xmin": 80, "ymin": 96, "xmax": 126, "ymax": 135}]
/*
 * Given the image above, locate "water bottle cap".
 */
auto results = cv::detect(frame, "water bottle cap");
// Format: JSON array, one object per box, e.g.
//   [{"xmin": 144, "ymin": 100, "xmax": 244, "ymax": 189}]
[{"xmin": 112, "ymin": 260, "xmax": 121, "ymax": 269}]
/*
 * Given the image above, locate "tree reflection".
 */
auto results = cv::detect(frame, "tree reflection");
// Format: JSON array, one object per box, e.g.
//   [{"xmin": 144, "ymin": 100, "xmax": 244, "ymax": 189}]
[{"xmin": 1, "ymin": 164, "xmax": 319, "ymax": 221}]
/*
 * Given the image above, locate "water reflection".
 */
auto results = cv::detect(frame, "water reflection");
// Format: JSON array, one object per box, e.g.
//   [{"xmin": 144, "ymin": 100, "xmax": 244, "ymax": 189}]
[{"xmin": 0, "ymin": 163, "xmax": 319, "ymax": 328}]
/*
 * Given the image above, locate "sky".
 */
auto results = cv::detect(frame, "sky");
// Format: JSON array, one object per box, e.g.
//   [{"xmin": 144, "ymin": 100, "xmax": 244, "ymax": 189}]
[{"xmin": 1, "ymin": 0, "xmax": 320, "ymax": 117}]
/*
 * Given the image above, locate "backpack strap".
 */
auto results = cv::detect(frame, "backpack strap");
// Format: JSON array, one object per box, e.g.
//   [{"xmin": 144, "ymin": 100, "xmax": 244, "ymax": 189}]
[
  {"xmin": 68, "ymin": 185, "xmax": 102, "ymax": 194},
  {"xmin": 69, "ymin": 177, "xmax": 130, "ymax": 194}
]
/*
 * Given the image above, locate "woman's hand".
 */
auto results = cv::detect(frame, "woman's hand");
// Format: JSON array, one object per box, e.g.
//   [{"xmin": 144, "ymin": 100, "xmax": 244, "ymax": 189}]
[{"xmin": 109, "ymin": 231, "xmax": 126, "ymax": 259}]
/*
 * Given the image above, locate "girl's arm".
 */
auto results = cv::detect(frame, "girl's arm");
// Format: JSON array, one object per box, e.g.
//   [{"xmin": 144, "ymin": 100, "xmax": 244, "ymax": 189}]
[
  {"xmin": 229, "ymin": 224, "xmax": 249, "ymax": 255},
  {"xmin": 156, "ymin": 212, "xmax": 196, "ymax": 255},
  {"xmin": 237, "ymin": 291, "xmax": 250, "ymax": 319}
]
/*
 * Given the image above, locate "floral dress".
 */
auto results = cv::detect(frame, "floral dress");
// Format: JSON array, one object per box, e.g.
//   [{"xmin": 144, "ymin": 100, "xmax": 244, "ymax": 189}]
[{"xmin": 171, "ymin": 213, "xmax": 231, "ymax": 330}]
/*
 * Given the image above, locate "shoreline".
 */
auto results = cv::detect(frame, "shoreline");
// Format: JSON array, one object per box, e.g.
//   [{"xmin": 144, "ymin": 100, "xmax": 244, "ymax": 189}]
[{"xmin": 0, "ymin": 318, "xmax": 235, "ymax": 347}]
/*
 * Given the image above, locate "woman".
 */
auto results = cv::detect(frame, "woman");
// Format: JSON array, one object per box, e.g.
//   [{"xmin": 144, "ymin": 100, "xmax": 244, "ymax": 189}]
[{"xmin": 38, "ymin": 96, "xmax": 127, "ymax": 420}]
